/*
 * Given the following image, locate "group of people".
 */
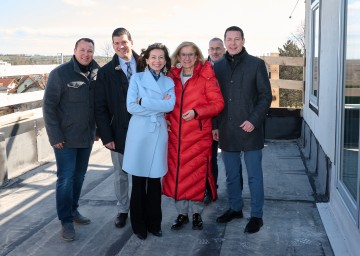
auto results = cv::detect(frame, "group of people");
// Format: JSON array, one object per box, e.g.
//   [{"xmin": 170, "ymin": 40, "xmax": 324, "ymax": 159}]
[{"xmin": 42, "ymin": 26, "xmax": 272, "ymax": 242}]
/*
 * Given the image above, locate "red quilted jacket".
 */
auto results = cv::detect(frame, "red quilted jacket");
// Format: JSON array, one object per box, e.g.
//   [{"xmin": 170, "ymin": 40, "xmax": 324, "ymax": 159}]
[{"xmin": 162, "ymin": 61, "xmax": 224, "ymax": 201}]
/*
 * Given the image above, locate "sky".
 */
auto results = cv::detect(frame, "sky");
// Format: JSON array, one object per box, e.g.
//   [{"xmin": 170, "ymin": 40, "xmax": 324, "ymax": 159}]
[
  {"xmin": 348, "ymin": 0, "xmax": 360, "ymax": 59},
  {"xmin": 0, "ymin": 0, "xmax": 305, "ymax": 57}
]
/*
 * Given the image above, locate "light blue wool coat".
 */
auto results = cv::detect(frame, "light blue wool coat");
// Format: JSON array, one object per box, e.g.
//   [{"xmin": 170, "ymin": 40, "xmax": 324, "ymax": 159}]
[{"xmin": 123, "ymin": 69, "xmax": 175, "ymax": 178}]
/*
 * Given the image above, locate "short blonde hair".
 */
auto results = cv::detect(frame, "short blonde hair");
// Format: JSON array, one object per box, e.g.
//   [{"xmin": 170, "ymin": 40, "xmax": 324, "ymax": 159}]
[{"xmin": 171, "ymin": 41, "xmax": 205, "ymax": 67}]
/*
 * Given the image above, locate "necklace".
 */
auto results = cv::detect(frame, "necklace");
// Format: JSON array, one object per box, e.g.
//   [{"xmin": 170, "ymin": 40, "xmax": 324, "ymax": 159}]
[{"xmin": 182, "ymin": 70, "xmax": 192, "ymax": 77}]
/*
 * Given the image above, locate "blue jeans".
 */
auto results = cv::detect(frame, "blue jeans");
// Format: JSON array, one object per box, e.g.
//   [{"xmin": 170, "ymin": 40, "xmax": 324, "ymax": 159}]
[
  {"xmin": 222, "ymin": 149, "xmax": 264, "ymax": 218},
  {"xmin": 54, "ymin": 147, "xmax": 92, "ymax": 224}
]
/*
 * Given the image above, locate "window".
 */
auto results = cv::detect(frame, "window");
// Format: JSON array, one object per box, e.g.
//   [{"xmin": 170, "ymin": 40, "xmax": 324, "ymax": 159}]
[
  {"xmin": 309, "ymin": 0, "xmax": 321, "ymax": 111},
  {"xmin": 338, "ymin": 0, "xmax": 360, "ymax": 224}
]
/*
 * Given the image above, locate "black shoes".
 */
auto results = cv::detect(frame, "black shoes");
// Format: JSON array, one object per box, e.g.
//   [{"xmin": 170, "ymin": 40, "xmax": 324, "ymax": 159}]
[
  {"xmin": 203, "ymin": 189, "xmax": 212, "ymax": 205},
  {"xmin": 149, "ymin": 229, "xmax": 162, "ymax": 237},
  {"xmin": 244, "ymin": 217, "xmax": 263, "ymax": 234},
  {"xmin": 192, "ymin": 213, "xmax": 203, "ymax": 230},
  {"xmin": 216, "ymin": 209, "xmax": 243, "ymax": 223},
  {"xmin": 135, "ymin": 232, "xmax": 147, "ymax": 240},
  {"xmin": 61, "ymin": 222, "xmax": 75, "ymax": 241},
  {"xmin": 73, "ymin": 211, "xmax": 91, "ymax": 225},
  {"xmin": 171, "ymin": 214, "xmax": 189, "ymax": 230},
  {"xmin": 115, "ymin": 212, "xmax": 128, "ymax": 228},
  {"xmin": 172, "ymin": 214, "xmax": 203, "ymax": 230}
]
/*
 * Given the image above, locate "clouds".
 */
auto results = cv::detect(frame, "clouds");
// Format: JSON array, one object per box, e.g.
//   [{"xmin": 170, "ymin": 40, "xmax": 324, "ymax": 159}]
[
  {"xmin": 0, "ymin": 0, "xmax": 305, "ymax": 56},
  {"xmin": 62, "ymin": 0, "xmax": 97, "ymax": 7}
]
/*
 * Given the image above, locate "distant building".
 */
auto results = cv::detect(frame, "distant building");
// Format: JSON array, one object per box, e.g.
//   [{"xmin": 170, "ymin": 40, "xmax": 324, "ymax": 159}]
[
  {"xmin": 0, "ymin": 74, "xmax": 47, "ymax": 115},
  {"xmin": 7, "ymin": 75, "xmax": 46, "ymax": 94},
  {"xmin": 0, "ymin": 60, "xmax": 11, "ymax": 66},
  {"xmin": 0, "ymin": 78, "xmax": 17, "ymax": 93}
]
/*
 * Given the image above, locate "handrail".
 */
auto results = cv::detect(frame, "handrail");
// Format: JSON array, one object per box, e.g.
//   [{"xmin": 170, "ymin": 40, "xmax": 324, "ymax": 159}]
[{"xmin": 0, "ymin": 90, "xmax": 44, "ymax": 108}]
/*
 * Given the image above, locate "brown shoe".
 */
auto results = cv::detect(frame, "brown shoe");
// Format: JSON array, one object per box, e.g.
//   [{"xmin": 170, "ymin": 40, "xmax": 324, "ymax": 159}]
[
  {"xmin": 61, "ymin": 222, "xmax": 75, "ymax": 241},
  {"xmin": 73, "ymin": 211, "xmax": 91, "ymax": 225}
]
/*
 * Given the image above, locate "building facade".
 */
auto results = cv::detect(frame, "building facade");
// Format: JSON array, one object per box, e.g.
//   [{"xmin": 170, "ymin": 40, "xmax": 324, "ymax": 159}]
[{"xmin": 302, "ymin": 0, "xmax": 360, "ymax": 255}]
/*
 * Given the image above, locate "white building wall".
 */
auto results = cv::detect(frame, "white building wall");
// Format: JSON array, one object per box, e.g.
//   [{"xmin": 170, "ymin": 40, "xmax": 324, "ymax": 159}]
[
  {"xmin": 303, "ymin": 0, "xmax": 360, "ymax": 255},
  {"xmin": 303, "ymin": 0, "xmax": 339, "ymax": 163}
]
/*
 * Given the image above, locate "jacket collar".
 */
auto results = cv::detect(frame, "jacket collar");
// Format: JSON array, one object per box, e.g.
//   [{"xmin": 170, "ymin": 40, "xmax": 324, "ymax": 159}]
[
  {"xmin": 225, "ymin": 47, "xmax": 247, "ymax": 63},
  {"xmin": 112, "ymin": 50, "xmax": 140, "ymax": 72},
  {"xmin": 170, "ymin": 61, "xmax": 213, "ymax": 79},
  {"xmin": 71, "ymin": 56, "xmax": 99, "ymax": 80}
]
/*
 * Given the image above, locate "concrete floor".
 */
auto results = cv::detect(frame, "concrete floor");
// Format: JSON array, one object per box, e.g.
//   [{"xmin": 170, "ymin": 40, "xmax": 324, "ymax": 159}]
[{"xmin": 0, "ymin": 140, "xmax": 334, "ymax": 256}]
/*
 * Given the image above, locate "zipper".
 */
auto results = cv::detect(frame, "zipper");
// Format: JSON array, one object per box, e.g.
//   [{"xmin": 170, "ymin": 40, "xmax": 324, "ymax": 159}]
[{"xmin": 174, "ymin": 80, "xmax": 187, "ymax": 200}]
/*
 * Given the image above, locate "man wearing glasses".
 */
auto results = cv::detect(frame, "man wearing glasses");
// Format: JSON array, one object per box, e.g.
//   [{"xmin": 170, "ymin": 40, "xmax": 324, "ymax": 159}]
[{"xmin": 204, "ymin": 38, "xmax": 226, "ymax": 205}]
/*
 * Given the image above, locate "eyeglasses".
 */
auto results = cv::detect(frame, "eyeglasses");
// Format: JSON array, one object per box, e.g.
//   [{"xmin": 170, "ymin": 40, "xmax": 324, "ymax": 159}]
[
  {"xmin": 179, "ymin": 52, "xmax": 196, "ymax": 58},
  {"xmin": 209, "ymin": 47, "xmax": 223, "ymax": 52}
]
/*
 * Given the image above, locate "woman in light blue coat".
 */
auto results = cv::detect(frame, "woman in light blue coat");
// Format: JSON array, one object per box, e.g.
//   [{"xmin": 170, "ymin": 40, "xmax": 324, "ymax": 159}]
[{"xmin": 123, "ymin": 43, "xmax": 175, "ymax": 240}]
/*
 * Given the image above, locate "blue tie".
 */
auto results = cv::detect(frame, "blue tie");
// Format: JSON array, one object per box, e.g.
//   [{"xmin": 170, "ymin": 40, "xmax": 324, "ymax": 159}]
[{"xmin": 126, "ymin": 62, "xmax": 132, "ymax": 81}]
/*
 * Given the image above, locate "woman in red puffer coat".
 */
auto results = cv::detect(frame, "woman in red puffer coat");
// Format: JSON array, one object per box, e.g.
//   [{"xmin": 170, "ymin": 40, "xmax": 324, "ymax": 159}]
[{"xmin": 162, "ymin": 41, "xmax": 224, "ymax": 231}]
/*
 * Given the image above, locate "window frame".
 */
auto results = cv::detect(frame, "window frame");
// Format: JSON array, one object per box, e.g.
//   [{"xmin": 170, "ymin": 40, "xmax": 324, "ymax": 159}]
[{"xmin": 309, "ymin": 0, "xmax": 321, "ymax": 113}]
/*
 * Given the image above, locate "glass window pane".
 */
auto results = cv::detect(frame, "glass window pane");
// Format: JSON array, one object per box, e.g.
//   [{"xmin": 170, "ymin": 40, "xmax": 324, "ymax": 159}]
[
  {"xmin": 341, "ymin": 0, "xmax": 360, "ymax": 201},
  {"xmin": 311, "ymin": 5, "xmax": 319, "ymax": 99}
]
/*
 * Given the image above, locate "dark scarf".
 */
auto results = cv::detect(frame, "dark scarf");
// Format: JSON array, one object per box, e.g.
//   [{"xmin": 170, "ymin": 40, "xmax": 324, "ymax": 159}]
[
  {"xmin": 149, "ymin": 67, "xmax": 161, "ymax": 81},
  {"xmin": 74, "ymin": 55, "xmax": 92, "ymax": 73}
]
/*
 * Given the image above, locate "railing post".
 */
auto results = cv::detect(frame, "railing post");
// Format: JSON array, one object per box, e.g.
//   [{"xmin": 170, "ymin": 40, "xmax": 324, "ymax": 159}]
[
  {"xmin": 0, "ymin": 132, "xmax": 8, "ymax": 186},
  {"xmin": 270, "ymin": 53, "xmax": 280, "ymax": 108}
]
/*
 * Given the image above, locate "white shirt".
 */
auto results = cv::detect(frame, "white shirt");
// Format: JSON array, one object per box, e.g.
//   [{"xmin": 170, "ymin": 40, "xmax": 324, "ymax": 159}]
[{"xmin": 118, "ymin": 56, "xmax": 136, "ymax": 76}]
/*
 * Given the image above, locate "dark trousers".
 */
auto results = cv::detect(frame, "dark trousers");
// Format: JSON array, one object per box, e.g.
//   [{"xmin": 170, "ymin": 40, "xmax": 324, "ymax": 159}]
[
  {"xmin": 211, "ymin": 140, "xmax": 219, "ymax": 187},
  {"xmin": 130, "ymin": 175, "xmax": 162, "ymax": 234}
]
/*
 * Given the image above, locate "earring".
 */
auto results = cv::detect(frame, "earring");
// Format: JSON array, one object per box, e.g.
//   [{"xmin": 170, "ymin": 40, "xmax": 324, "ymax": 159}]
[
  {"xmin": 162, "ymin": 66, "xmax": 167, "ymax": 74},
  {"xmin": 176, "ymin": 63, "xmax": 182, "ymax": 68}
]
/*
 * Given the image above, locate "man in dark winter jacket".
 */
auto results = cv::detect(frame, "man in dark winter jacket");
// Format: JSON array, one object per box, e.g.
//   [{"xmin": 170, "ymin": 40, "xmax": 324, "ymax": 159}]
[
  {"xmin": 43, "ymin": 38, "xmax": 99, "ymax": 241},
  {"xmin": 94, "ymin": 27, "xmax": 139, "ymax": 229},
  {"xmin": 204, "ymin": 37, "xmax": 226, "ymax": 205},
  {"xmin": 213, "ymin": 26, "xmax": 272, "ymax": 234}
]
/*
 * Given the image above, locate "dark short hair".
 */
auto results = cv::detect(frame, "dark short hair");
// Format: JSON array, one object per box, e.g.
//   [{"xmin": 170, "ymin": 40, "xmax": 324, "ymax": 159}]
[
  {"xmin": 75, "ymin": 38, "xmax": 94, "ymax": 48},
  {"xmin": 138, "ymin": 43, "xmax": 172, "ymax": 74},
  {"xmin": 224, "ymin": 26, "xmax": 244, "ymax": 40},
  {"xmin": 112, "ymin": 27, "xmax": 132, "ymax": 41}
]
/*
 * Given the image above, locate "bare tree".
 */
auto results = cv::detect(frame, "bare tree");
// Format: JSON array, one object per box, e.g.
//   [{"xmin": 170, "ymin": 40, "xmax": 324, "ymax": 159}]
[
  {"xmin": 102, "ymin": 42, "xmax": 114, "ymax": 62},
  {"xmin": 290, "ymin": 21, "xmax": 305, "ymax": 54}
]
